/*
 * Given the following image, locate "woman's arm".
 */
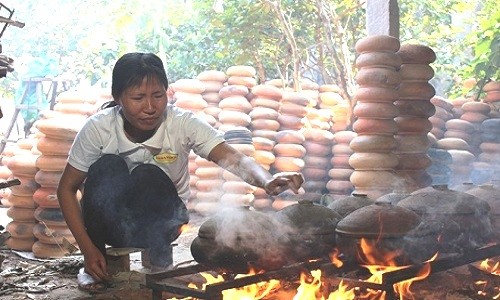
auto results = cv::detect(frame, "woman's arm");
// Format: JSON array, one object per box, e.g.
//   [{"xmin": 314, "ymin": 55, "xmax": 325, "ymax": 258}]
[
  {"xmin": 57, "ymin": 164, "xmax": 110, "ymax": 282},
  {"xmin": 207, "ymin": 142, "xmax": 304, "ymax": 195}
]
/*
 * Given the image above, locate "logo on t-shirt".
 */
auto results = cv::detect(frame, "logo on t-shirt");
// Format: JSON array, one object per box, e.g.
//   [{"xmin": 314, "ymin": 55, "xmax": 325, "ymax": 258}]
[{"xmin": 154, "ymin": 152, "xmax": 178, "ymax": 164}]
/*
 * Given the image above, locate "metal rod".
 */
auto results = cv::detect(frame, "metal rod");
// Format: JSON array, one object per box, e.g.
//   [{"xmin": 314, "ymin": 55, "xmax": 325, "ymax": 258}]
[{"xmin": 382, "ymin": 243, "xmax": 500, "ymax": 284}]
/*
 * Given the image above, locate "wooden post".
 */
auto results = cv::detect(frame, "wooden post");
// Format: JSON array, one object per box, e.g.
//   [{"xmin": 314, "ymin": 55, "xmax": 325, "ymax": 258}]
[{"xmin": 366, "ymin": 0, "xmax": 400, "ymax": 39}]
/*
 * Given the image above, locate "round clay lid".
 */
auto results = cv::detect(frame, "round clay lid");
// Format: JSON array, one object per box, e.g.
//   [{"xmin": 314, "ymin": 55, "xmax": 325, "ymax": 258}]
[
  {"xmin": 397, "ymin": 185, "xmax": 490, "ymax": 215},
  {"xmin": 328, "ymin": 193, "xmax": 373, "ymax": 218},
  {"xmin": 198, "ymin": 206, "xmax": 275, "ymax": 240},
  {"xmin": 335, "ymin": 202, "xmax": 421, "ymax": 238},
  {"xmin": 275, "ymin": 200, "xmax": 342, "ymax": 235}
]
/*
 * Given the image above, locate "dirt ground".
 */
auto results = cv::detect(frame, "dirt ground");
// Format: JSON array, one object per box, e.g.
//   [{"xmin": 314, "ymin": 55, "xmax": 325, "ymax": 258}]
[{"xmin": 0, "ymin": 208, "xmax": 206, "ymax": 300}]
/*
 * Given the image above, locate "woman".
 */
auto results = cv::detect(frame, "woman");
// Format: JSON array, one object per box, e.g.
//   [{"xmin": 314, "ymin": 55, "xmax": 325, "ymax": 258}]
[{"xmin": 57, "ymin": 52, "xmax": 303, "ymax": 292}]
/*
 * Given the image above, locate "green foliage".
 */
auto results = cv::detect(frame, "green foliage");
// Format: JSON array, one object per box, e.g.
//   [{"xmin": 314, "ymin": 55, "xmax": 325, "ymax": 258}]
[{"xmin": 0, "ymin": 0, "xmax": 496, "ymax": 101}]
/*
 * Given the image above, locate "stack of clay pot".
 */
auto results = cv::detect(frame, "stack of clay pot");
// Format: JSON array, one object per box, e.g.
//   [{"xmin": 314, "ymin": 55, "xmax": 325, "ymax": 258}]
[
  {"xmin": 429, "ymin": 96, "xmax": 455, "ymax": 140},
  {"xmin": 249, "ymin": 84, "xmax": 283, "ymax": 211},
  {"xmin": 483, "ymin": 80, "xmax": 500, "ymax": 116},
  {"xmin": 350, "ymin": 35, "xmax": 401, "ymax": 199},
  {"xmin": 328, "ymin": 130, "xmax": 357, "ymax": 196},
  {"xmin": 53, "ymin": 89, "xmax": 98, "ymax": 117},
  {"xmin": 226, "ymin": 65, "xmax": 258, "ymax": 90},
  {"xmin": 31, "ymin": 113, "xmax": 84, "ymax": 258},
  {"xmin": 217, "ymin": 85, "xmax": 252, "ymax": 133},
  {"xmin": 300, "ymin": 79, "xmax": 320, "ymax": 108},
  {"xmin": 0, "ymin": 153, "xmax": 13, "ymax": 206},
  {"xmin": 197, "ymin": 70, "xmax": 227, "ymax": 130},
  {"xmin": 393, "ymin": 44, "xmax": 436, "ymax": 192},
  {"xmin": 458, "ymin": 101, "xmax": 490, "ymax": 155},
  {"xmin": 5, "ymin": 138, "xmax": 39, "ymax": 251},
  {"xmin": 192, "ymin": 154, "xmax": 224, "ymax": 215},
  {"xmin": 172, "ymin": 78, "xmax": 210, "ymax": 123},
  {"xmin": 302, "ymin": 107, "xmax": 333, "ymax": 200},
  {"xmin": 301, "ymin": 126, "xmax": 334, "ymax": 198},
  {"xmin": 426, "ymin": 146, "xmax": 453, "ymax": 185},
  {"xmin": 435, "ymin": 135, "xmax": 475, "ymax": 186},
  {"xmin": 449, "ymin": 97, "xmax": 470, "ymax": 119},
  {"xmin": 271, "ymin": 130, "xmax": 306, "ymax": 210},
  {"xmin": 172, "ymin": 78, "xmax": 210, "ymax": 209},
  {"xmin": 221, "ymin": 129, "xmax": 256, "ymax": 209},
  {"xmin": 317, "ymin": 84, "xmax": 350, "ymax": 131},
  {"xmin": 271, "ymin": 91, "xmax": 310, "ymax": 209},
  {"xmin": 474, "ymin": 118, "xmax": 500, "ymax": 183}
]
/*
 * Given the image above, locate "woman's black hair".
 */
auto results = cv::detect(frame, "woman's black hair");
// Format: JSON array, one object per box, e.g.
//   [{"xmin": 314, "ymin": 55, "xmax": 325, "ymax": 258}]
[{"xmin": 102, "ymin": 52, "xmax": 169, "ymax": 109}]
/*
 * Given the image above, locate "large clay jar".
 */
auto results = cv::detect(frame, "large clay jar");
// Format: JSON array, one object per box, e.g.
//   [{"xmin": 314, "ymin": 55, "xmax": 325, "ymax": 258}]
[
  {"xmin": 274, "ymin": 200, "xmax": 342, "ymax": 263},
  {"xmin": 190, "ymin": 206, "xmax": 286, "ymax": 273},
  {"xmin": 335, "ymin": 202, "xmax": 439, "ymax": 265},
  {"xmin": 397, "ymin": 185, "xmax": 492, "ymax": 253}
]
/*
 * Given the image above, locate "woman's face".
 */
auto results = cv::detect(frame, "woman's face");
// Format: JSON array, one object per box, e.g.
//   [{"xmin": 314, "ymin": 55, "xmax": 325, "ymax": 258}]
[{"xmin": 118, "ymin": 76, "xmax": 168, "ymax": 139}]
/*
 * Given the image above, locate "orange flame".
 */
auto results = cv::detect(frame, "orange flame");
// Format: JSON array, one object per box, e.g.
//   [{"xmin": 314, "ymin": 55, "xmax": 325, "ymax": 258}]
[
  {"xmin": 476, "ymin": 259, "xmax": 500, "ymax": 299},
  {"xmin": 358, "ymin": 238, "xmax": 437, "ymax": 300},
  {"xmin": 329, "ymin": 248, "xmax": 344, "ymax": 268},
  {"xmin": 179, "ymin": 224, "xmax": 191, "ymax": 234},
  {"xmin": 189, "ymin": 269, "xmax": 280, "ymax": 300}
]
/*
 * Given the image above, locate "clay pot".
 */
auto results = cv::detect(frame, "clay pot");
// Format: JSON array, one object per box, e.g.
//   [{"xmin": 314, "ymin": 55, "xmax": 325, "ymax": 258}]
[
  {"xmin": 397, "ymin": 185, "xmax": 492, "ymax": 253},
  {"xmin": 328, "ymin": 193, "xmax": 373, "ymax": 218},
  {"xmin": 190, "ymin": 206, "xmax": 286, "ymax": 273},
  {"xmin": 335, "ymin": 202, "xmax": 439, "ymax": 265},
  {"xmin": 274, "ymin": 200, "xmax": 342, "ymax": 262},
  {"xmin": 465, "ymin": 183, "xmax": 500, "ymax": 242}
]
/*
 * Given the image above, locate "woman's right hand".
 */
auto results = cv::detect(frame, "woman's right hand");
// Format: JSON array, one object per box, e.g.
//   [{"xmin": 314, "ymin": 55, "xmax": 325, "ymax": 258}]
[{"xmin": 83, "ymin": 245, "xmax": 111, "ymax": 282}]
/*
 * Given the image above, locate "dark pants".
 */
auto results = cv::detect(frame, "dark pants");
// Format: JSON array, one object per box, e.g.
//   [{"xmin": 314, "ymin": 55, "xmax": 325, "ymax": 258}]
[{"xmin": 81, "ymin": 154, "xmax": 189, "ymax": 267}]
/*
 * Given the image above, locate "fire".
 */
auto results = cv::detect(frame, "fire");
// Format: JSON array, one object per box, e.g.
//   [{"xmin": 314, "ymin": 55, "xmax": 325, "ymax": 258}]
[
  {"xmin": 475, "ymin": 258, "xmax": 500, "ymax": 299},
  {"xmin": 358, "ymin": 238, "xmax": 436, "ymax": 300},
  {"xmin": 480, "ymin": 258, "xmax": 500, "ymax": 275},
  {"xmin": 294, "ymin": 270, "xmax": 355, "ymax": 300},
  {"xmin": 188, "ymin": 268, "xmax": 280, "ymax": 299}
]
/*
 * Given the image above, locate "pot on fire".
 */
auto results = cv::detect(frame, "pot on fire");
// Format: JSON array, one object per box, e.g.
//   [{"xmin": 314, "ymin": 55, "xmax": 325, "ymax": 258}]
[
  {"xmin": 274, "ymin": 200, "xmax": 342, "ymax": 263},
  {"xmin": 190, "ymin": 206, "xmax": 287, "ymax": 273},
  {"xmin": 397, "ymin": 184, "xmax": 492, "ymax": 253},
  {"xmin": 335, "ymin": 202, "xmax": 440, "ymax": 265}
]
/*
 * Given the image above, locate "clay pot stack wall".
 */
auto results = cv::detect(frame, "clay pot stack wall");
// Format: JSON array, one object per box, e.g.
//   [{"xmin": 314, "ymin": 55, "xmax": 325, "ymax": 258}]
[
  {"xmin": 52, "ymin": 90, "xmax": 97, "ymax": 117},
  {"xmin": 435, "ymin": 136, "xmax": 475, "ymax": 186},
  {"xmin": 476, "ymin": 118, "xmax": 500, "ymax": 183},
  {"xmin": 328, "ymin": 130, "xmax": 357, "ymax": 196},
  {"xmin": 249, "ymin": 84, "xmax": 283, "ymax": 211},
  {"xmin": 5, "ymin": 138, "xmax": 39, "ymax": 251},
  {"xmin": 350, "ymin": 35, "xmax": 401, "ymax": 199},
  {"xmin": 221, "ymin": 129, "xmax": 256, "ymax": 209},
  {"xmin": 302, "ymin": 84, "xmax": 334, "ymax": 198},
  {"xmin": 394, "ymin": 44, "xmax": 436, "ymax": 192},
  {"xmin": 171, "ymin": 78, "xmax": 209, "ymax": 210},
  {"xmin": 429, "ymin": 96, "xmax": 455, "ymax": 140},
  {"xmin": 30, "ymin": 112, "xmax": 85, "ymax": 258},
  {"xmin": 319, "ymin": 84, "xmax": 350, "ymax": 132},
  {"xmin": 271, "ymin": 91, "xmax": 310, "ymax": 209},
  {"xmin": 483, "ymin": 81, "xmax": 500, "ymax": 115},
  {"xmin": 302, "ymin": 127, "xmax": 334, "ymax": 198},
  {"xmin": 197, "ymin": 70, "xmax": 227, "ymax": 130},
  {"xmin": 458, "ymin": 101, "xmax": 490, "ymax": 155},
  {"xmin": 0, "ymin": 149, "xmax": 13, "ymax": 206}
]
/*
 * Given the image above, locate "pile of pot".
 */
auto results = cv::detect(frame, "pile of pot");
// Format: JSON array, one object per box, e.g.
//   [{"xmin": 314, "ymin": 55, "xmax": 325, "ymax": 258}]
[{"xmin": 329, "ymin": 186, "xmax": 493, "ymax": 265}]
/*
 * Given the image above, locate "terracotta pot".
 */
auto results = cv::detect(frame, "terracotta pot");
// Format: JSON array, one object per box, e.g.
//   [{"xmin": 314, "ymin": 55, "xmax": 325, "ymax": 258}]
[
  {"xmin": 328, "ymin": 193, "xmax": 373, "ymax": 218},
  {"xmin": 190, "ymin": 206, "xmax": 287, "ymax": 272},
  {"xmin": 335, "ymin": 202, "xmax": 439, "ymax": 265},
  {"xmin": 274, "ymin": 200, "xmax": 342, "ymax": 262},
  {"xmin": 397, "ymin": 185, "xmax": 492, "ymax": 253},
  {"xmin": 465, "ymin": 183, "xmax": 500, "ymax": 242}
]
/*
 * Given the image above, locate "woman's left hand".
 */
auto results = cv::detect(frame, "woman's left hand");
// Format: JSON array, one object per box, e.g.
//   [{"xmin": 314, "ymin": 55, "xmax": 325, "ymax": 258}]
[{"xmin": 264, "ymin": 172, "xmax": 304, "ymax": 195}]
